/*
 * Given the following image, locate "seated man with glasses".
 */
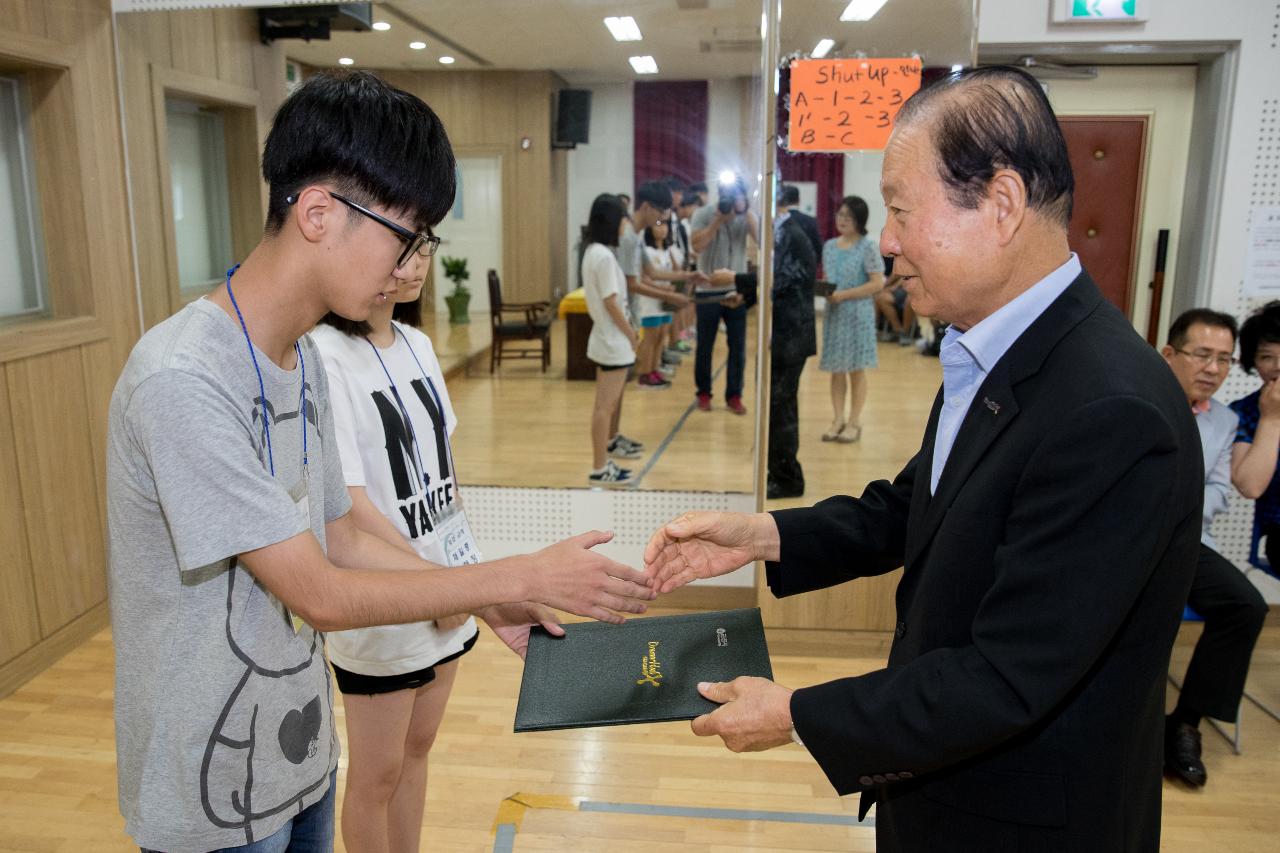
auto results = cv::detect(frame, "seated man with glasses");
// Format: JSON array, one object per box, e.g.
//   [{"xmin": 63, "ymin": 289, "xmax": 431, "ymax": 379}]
[{"xmin": 1159, "ymin": 308, "xmax": 1269, "ymax": 788}]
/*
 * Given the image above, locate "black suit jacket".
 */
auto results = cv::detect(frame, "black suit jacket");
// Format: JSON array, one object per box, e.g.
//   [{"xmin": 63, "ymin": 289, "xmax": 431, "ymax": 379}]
[
  {"xmin": 790, "ymin": 209, "xmax": 824, "ymax": 259},
  {"xmin": 768, "ymin": 272, "xmax": 1201, "ymax": 853},
  {"xmin": 731, "ymin": 217, "xmax": 816, "ymax": 366}
]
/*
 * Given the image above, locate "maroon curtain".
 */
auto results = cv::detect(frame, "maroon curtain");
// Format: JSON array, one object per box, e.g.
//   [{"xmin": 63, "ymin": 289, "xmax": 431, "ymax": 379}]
[
  {"xmin": 633, "ymin": 81, "xmax": 708, "ymax": 193},
  {"xmin": 776, "ymin": 66, "xmax": 844, "ymax": 245}
]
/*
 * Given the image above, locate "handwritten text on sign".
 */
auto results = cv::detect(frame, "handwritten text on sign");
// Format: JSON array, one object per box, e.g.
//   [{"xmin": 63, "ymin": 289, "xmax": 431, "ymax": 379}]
[{"xmin": 788, "ymin": 57, "xmax": 923, "ymax": 152}]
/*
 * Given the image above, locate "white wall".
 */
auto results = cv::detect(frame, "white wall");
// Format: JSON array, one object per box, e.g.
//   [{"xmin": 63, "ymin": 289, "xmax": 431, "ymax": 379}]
[
  {"xmin": 564, "ymin": 82, "xmax": 633, "ymax": 290},
  {"xmin": 843, "ymin": 151, "xmax": 887, "ymax": 244}
]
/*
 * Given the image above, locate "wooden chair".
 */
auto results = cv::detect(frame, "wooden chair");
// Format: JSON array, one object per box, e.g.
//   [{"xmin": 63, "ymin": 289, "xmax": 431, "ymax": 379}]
[{"xmin": 488, "ymin": 270, "xmax": 552, "ymax": 372}]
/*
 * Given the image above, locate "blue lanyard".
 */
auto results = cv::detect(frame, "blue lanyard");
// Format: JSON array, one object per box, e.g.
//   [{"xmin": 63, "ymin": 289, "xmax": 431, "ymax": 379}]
[
  {"xmin": 365, "ymin": 333, "xmax": 432, "ymax": 490},
  {"xmin": 364, "ymin": 324, "xmax": 458, "ymax": 485},
  {"xmin": 225, "ymin": 264, "xmax": 307, "ymax": 478}
]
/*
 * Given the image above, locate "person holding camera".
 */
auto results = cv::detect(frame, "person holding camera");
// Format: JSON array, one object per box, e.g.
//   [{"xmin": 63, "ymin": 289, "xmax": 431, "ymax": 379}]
[{"xmin": 690, "ymin": 177, "xmax": 758, "ymax": 413}]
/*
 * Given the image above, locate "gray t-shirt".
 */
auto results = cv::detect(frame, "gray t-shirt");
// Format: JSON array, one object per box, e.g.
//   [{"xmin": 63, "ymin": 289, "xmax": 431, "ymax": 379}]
[
  {"xmin": 106, "ymin": 297, "xmax": 351, "ymax": 852},
  {"xmin": 691, "ymin": 202, "xmax": 751, "ymax": 274},
  {"xmin": 618, "ymin": 227, "xmax": 645, "ymax": 278}
]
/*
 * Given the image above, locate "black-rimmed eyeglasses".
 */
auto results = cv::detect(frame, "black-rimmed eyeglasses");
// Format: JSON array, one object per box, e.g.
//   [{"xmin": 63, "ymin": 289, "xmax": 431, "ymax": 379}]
[{"xmin": 288, "ymin": 191, "xmax": 440, "ymax": 268}]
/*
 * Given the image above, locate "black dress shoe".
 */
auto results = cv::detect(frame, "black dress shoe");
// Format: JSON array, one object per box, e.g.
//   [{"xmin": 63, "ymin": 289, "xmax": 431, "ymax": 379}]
[{"xmin": 1165, "ymin": 722, "xmax": 1207, "ymax": 787}]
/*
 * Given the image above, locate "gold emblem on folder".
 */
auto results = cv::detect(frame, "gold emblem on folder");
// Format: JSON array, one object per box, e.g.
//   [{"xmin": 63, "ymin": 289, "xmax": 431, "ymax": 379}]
[{"xmin": 637, "ymin": 641, "xmax": 663, "ymax": 687}]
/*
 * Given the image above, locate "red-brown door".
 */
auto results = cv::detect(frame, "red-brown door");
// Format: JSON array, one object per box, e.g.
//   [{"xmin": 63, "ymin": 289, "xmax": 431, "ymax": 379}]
[{"xmin": 1058, "ymin": 116, "xmax": 1147, "ymax": 317}]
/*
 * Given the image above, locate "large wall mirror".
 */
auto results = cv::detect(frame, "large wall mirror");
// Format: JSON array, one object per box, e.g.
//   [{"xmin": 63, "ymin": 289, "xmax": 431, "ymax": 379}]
[{"xmin": 111, "ymin": 1, "xmax": 976, "ymax": 616}]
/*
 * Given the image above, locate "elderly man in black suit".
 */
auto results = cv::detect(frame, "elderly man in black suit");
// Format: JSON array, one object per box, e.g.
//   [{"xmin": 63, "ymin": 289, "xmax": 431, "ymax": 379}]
[{"xmin": 644, "ymin": 66, "xmax": 1201, "ymax": 853}]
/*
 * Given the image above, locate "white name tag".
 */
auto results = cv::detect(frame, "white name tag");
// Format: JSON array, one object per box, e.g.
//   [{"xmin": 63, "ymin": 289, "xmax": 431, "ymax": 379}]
[{"xmin": 435, "ymin": 501, "xmax": 480, "ymax": 567}]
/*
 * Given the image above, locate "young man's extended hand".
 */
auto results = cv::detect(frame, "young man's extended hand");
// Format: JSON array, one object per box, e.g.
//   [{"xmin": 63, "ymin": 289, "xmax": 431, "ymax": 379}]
[{"xmin": 528, "ymin": 531, "xmax": 655, "ymax": 623}]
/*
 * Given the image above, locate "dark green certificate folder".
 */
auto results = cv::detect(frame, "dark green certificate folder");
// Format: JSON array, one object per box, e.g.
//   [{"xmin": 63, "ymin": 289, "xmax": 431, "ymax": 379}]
[{"xmin": 514, "ymin": 607, "xmax": 773, "ymax": 732}]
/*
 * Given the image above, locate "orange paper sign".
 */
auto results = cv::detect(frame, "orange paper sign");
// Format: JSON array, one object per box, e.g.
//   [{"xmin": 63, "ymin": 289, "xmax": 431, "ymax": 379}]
[{"xmin": 787, "ymin": 57, "xmax": 923, "ymax": 152}]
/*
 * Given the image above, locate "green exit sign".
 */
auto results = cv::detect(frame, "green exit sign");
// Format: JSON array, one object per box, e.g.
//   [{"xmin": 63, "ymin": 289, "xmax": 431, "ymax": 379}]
[{"xmin": 1053, "ymin": 0, "xmax": 1147, "ymax": 22}]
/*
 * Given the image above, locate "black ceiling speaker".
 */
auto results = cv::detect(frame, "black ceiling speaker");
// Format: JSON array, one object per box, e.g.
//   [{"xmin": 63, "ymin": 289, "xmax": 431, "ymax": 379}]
[
  {"xmin": 258, "ymin": 4, "xmax": 373, "ymax": 43},
  {"xmin": 553, "ymin": 89, "xmax": 592, "ymax": 149}
]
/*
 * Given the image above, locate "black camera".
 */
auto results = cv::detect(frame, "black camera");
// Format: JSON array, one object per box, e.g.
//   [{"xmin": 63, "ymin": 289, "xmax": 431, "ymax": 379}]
[{"xmin": 717, "ymin": 176, "xmax": 747, "ymax": 215}]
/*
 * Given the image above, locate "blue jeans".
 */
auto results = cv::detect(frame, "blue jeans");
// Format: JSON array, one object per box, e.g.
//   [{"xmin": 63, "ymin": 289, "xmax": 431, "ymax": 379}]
[
  {"xmin": 142, "ymin": 770, "xmax": 336, "ymax": 853},
  {"xmin": 695, "ymin": 302, "xmax": 747, "ymax": 400}
]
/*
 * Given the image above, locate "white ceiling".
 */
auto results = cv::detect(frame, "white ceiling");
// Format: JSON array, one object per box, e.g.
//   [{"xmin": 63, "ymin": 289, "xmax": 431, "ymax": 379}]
[{"xmin": 277, "ymin": 0, "xmax": 977, "ymax": 81}]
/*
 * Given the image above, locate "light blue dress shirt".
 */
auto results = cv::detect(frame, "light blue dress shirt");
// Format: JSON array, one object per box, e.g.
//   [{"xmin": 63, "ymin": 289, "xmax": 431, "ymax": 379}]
[
  {"xmin": 1196, "ymin": 397, "xmax": 1239, "ymax": 551},
  {"xmin": 931, "ymin": 254, "xmax": 1083, "ymax": 494}
]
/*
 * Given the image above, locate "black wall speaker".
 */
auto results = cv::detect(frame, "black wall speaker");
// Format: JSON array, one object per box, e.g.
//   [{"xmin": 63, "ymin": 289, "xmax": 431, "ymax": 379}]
[{"xmin": 553, "ymin": 89, "xmax": 591, "ymax": 149}]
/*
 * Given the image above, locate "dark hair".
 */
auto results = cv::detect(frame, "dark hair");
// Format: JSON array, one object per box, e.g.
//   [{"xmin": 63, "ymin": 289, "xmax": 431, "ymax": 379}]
[
  {"xmin": 586, "ymin": 193, "xmax": 626, "ymax": 247},
  {"xmin": 665, "ymin": 176, "xmax": 687, "ymax": 192},
  {"xmin": 896, "ymin": 65, "xmax": 1074, "ymax": 227},
  {"xmin": 686, "ymin": 181, "xmax": 708, "ymax": 196},
  {"xmin": 635, "ymin": 180, "xmax": 673, "ymax": 213},
  {"xmin": 1167, "ymin": 308, "xmax": 1238, "ymax": 350},
  {"xmin": 618, "ymin": 193, "xmax": 631, "ymax": 206},
  {"xmin": 644, "ymin": 219, "xmax": 671, "ymax": 249},
  {"xmin": 262, "ymin": 71, "xmax": 456, "ymax": 236},
  {"xmin": 779, "ymin": 184, "xmax": 800, "ymax": 206},
  {"xmin": 1238, "ymin": 301, "xmax": 1280, "ymax": 374},
  {"xmin": 839, "ymin": 195, "xmax": 870, "ymax": 236},
  {"xmin": 318, "ymin": 293, "xmax": 423, "ymax": 337}
]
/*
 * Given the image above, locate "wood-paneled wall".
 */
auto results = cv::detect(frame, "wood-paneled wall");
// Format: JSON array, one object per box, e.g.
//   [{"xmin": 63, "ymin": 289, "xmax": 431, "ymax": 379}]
[
  {"xmin": 380, "ymin": 70, "xmax": 570, "ymax": 304},
  {"xmin": 0, "ymin": 0, "xmax": 137, "ymax": 696},
  {"xmin": 0, "ymin": 4, "xmax": 287, "ymax": 699},
  {"xmin": 116, "ymin": 8, "xmax": 286, "ymax": 330}
]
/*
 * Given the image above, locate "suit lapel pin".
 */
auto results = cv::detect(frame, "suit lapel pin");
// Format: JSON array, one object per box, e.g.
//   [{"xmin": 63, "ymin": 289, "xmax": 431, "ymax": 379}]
[{"xmin": 984, "ymin": 396, "xmax": 1001, "ymax": 415}]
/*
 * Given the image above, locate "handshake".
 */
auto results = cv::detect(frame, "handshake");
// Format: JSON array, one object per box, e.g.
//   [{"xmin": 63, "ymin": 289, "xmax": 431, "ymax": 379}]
[{"xmin": 526, "ymin": 511, "xmax": 779, "ymax": 628}]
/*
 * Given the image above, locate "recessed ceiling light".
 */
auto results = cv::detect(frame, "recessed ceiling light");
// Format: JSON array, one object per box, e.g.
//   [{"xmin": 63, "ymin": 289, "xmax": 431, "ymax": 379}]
[
  {"xmin": 372, "ymin": 21, "xmax": 390, "ymax": 31},
  {"xmin": 629, "ymin": 55, "xmax": 658, "ymax": 75},
  {"xmin": 812, "ymin": 38, "xmax": 835, "ymax": 58},
  {"xmin": 439, "ymin": 56, "xmax": 455, "ymax": 65},
  {"xmin": 951, "ymin": 63, "xmax": 964, "ymax": 72},
  {"xmin": 604, "ymin": 16, "xmax": 643, "ymax": 42},
  {"xmin": 840, "ymin": 0, "xmax": 890, "ymax": 22},
  {"xmin": 409, "ymin": 41, "xmax": 426, "ymax": 50},
  {"xmin": 338, "ymin": 57, "xmax": 354, "ymax": 66}
]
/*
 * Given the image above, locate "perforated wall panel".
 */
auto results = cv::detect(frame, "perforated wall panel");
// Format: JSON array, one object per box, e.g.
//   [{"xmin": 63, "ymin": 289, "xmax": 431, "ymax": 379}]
[
  {"xmin": 464, "ymin": 487, "xmax": 757, "ymax": 587},
  {"xmin": 1206, "ymin": 87, "xmax": 1280, "ymax": 603}
]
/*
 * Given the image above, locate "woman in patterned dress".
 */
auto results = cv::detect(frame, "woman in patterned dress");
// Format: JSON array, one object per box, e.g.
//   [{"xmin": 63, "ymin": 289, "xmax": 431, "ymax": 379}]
[{"xmin": 820, "ymin": 195, "xmax": 885, "ymax": 442}]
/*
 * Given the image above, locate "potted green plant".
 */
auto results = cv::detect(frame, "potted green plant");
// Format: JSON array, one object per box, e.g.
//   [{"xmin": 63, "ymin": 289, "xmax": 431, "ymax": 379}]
[{"xmin": 440, "ymin": 256, "xmax": 471, "ymax": 324}]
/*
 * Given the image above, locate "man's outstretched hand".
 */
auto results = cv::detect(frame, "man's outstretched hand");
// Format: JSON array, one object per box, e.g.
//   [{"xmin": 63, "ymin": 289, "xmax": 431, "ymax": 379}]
[{"xmin": 642, "ymin": 511, "xmax": 779, "ymax": 594}]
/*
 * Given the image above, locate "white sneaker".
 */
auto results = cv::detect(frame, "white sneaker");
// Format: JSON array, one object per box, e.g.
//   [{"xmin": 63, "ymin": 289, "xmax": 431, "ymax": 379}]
[{"xmin": 588, "ymin": 460, "xmax": 632, "ymax": 486}]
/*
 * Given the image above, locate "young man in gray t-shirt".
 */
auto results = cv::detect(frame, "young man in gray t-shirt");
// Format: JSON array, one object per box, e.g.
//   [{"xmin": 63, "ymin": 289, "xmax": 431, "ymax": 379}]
[
  {"xmin": 689, "ymin": 178, "xmax": 758, "ymax": 413},
  {"xmin": 107, "ymin": 71, "xmax": 654, "ymax": 853}
]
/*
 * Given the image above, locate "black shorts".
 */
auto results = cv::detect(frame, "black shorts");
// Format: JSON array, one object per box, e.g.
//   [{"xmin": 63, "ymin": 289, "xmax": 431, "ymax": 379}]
[
  {"xmin": 591, "ymin": 359, "xmax": 634, "ymax": 372},
  {"xmin": 332, "ymin": 629, "xmax": 479, "ymax": 696}
]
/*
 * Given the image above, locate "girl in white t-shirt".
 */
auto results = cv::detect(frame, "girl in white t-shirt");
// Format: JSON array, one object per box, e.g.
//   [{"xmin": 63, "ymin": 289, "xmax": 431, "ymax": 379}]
[
  {"xmin": 311, "ymin": 274, "xmax": 478, "ymax": 853},
  {"xmin": 582, "ymin": 193, "xmax": 640, "ymax": 484}
]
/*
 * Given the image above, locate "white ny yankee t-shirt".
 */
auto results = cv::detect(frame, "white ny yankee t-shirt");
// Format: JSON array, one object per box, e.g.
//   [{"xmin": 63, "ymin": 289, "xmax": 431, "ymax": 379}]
[{"xmin": 310, "ymin": 321, "xmax": 478, "ymax": 676}]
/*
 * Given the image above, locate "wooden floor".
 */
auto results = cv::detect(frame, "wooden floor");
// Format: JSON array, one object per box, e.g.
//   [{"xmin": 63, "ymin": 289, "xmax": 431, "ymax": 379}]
[
  {"xmin": 0, "ymin": 617, "xmax": 1277, "ymax": 852},
  {"xmin": 3, "ymin": 318, "xmax": 1278, "ymax": 851},
  {"xmin": 447, "ymin": 313, "xmax": 944, "ymax": 496}
]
